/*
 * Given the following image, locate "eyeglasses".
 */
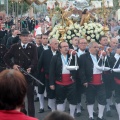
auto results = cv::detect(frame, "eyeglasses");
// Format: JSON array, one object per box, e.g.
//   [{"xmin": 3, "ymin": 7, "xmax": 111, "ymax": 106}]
[
  {"xmin": 79, "ymin": 42, "xmax": 87, "ymax": 44},
  {"xmin": 93, "ymin": 46, "xmax": 99, "ymax": 49},
  {"xmin": 61, "ymin": 46, "xmax": 69, "ymax": 48}
]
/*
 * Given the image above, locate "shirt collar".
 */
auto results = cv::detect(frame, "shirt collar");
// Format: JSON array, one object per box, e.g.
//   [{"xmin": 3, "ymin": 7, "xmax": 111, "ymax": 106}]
[
  {"xmin": 21, "ymin": 42, "xmax": 28, "ymax": 48},
  {"xmin": 114, "ymin": 53, "xmax": 120, "ymax": 60}
]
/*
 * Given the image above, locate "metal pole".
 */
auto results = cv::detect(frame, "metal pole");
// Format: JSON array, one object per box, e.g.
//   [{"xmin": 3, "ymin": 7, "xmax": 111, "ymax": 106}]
[{"xmin": 6, "ymin": 0, "xmax": 8, "ymax": 16}]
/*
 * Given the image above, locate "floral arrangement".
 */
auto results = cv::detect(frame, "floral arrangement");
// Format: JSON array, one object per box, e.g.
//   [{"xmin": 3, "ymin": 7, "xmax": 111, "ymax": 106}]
[
  {"xmin": 49, "ymin": 22, "xmax": 105, "ymax": 44},
  {"xmin": 49, "ymin": 23, "xmax": 82, "ymax": 44},
  {"xmin": 81, "ymin": 22, "xmax": 105, "ymax": 43}
]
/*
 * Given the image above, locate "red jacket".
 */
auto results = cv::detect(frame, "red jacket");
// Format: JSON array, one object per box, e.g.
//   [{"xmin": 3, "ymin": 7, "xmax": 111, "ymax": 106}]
[{"xmin": 0, "ymin": 110, "xmax": 38, "ymax": 120}]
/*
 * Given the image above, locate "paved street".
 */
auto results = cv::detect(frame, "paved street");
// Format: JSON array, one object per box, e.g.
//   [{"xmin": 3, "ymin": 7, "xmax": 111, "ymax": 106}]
[{"xmin": 26, "ymin": 95, "xmax": 119, "ymax": 120}]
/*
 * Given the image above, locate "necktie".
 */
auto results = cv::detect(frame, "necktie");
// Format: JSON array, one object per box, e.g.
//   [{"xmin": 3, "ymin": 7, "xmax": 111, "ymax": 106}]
[{"xmin": 23, "ymin": 44, "xmax": 25, "ymax": 49}]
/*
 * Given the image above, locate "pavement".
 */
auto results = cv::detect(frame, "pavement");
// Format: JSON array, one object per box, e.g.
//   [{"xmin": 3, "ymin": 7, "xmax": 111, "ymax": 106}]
[{"xmin": 26, "ymin": 95, "xmax": 119, "ymax": 120}]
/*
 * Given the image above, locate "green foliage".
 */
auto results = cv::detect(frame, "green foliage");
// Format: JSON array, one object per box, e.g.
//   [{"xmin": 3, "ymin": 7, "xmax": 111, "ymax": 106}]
[{"xmin": 3, "ymin": 0, "xmax": 30, "ymax": 15}]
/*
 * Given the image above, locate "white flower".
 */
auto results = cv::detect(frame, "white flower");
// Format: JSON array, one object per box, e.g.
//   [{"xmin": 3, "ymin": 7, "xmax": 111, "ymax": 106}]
[
  {"xmin": 100, "ymin": 31, "xmax": 104, "ymax": 35},
  {"xmin": 84, "ymin": 23, "xmax": 87, "ymax": 26},
  {"xmin": 74, "ymin": 30, "xmax": 77, "ymax": 33},
  {"xmin": 87, "ymin": 36, "xmax": 91, "ymax": 40},
  {"xmin": 85, "ymin": 26, "xmax": 88, "ymax": 29},
  {"xmin": 74, "ymin": 24, "xmax": 79, "ymax": 29},
  {"xmin": 67, "ymin": 30, "xmax": 71, "ymax": 35},
  {"xmin": 67, "ymin": 36, "xmax": 71, "ymax": 39},
  {"xmin": 64, "ymin": 34, "xmax": 67, "ymax": 37},
  {"xmin": 87, "ymin": 31, "xmax": 90, "ymax": 34},
  {"xmin": 72, "ymin": 34, "xmax": 75, "ymax": 37},
  {"xmin": 90, "ymin": 30, "xmax": 94, "ymax": 33},
  {"xmin": 76, "ymin": 33, "xmax": 80, "ymax": 36},
  {"xmin": 96, "ymin": 34, "xmax": 100, "ymax": 39},
  {"xmin": 91, "ymin": 34, "xmax": 95, "ymax": 38},
  {"xmin": 81, "ymin": 32, "xmax": 85, "ymax": 35},
  {"xmin": 70, "ymin": 40, "xmax": 72, "ymax": 44}
]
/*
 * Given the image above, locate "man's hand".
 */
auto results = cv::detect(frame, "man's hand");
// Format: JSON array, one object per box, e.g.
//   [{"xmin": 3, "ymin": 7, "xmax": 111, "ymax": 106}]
[
  {"xmin": 83, "ymin": 83, "xmax": 88, "ymax": 88},
  {"xmin": 13, "ymin": 65, "xmax": 20, "ymax": 71},
  {"xmin": 27, "ymin": 68, "xmax": 31, "ymax": 73},
  {"xmin": 50, "ymin": 85, "xmax": 55, "ymax": 90}
]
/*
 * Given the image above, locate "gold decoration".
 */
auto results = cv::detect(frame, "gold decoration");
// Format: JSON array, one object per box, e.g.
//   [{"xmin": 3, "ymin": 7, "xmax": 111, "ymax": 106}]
[
  {"xmin": 58, "ymin": 28, "xmax": 66, "ymax": 42},
  {"xmin": 34, "ymin": 0, "xmax": 48, "ymax": 5}
]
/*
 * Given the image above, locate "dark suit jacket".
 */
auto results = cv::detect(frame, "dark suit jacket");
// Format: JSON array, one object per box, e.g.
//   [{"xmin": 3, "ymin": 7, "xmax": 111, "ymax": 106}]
[
  {"xmin": 79, "ymin": 52, "xmax": 104, "ymax": 84},
  {"xmin": 37, "ymin": 45, "xmax": 50, "ymax": 59},
  {"xmin": 0, "ymin": 44, "xmax": 8, "ymax": 71},
  {"xmin": 4, "ymin": 42, "xmax": 38, "ymax": 73},
  {"xmin": 38, "ymin": 49, "xmax": 59, "ymax": 74},
  {"xmin": 109, "ymin": 55, "xmax": 120, "ymax": 79},
  {"xmin": 49, "ymin": 53, "xmax": 78, "ymax": 85}
]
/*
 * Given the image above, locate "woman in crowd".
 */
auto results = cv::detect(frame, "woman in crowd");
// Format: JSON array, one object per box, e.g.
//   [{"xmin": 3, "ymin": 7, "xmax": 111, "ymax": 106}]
[{"xmin": 0, "ymin": 69, "xmax": 38, "ymax": 120}]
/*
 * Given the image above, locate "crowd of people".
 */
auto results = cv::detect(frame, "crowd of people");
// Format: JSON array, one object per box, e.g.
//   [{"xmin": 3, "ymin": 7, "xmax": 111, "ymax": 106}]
[{"xmin": 0, "ymin": 14, "xmax": 120, "ymax": 120}]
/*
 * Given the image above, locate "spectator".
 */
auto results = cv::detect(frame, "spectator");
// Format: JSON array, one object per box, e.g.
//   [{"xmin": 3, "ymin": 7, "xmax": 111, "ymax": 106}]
[
  {"xmin": 44, "ymin": 111, "xmax": 74, "ymax": 120},
  {"xmin": 0, "ymin": 69, "xmax": 38, "ymax": 120}
]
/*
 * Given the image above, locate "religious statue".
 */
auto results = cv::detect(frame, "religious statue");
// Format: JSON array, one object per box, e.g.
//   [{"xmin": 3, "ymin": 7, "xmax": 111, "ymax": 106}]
[{"xmin": 80, "ymin": 9, "xmax": 96, "ymax": 26}]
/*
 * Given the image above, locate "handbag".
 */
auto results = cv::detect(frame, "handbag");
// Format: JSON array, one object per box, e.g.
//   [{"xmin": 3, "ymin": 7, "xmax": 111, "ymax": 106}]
[{"xmin": 66, "ymin": 50, "xmax": 79, "ymax": 71}]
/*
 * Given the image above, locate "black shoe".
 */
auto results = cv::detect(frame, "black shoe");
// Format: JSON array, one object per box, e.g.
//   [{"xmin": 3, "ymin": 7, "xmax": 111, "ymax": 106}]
[
  {"xmin": 34, "ymin": 97, "xmax": 39, "ymax": 102},
  {"xmin": 88, "ymin": 117, "xmax": 94, "ymax": 120},
  {"xmin": 48, "ymin": 106, "xmax": 51, "ymax": 110},
  {"xmin": 97, "ymin": 117, "xmax": 105, "ymax": 120},
  {"xmin": 38, "ymin": 108, "xmax": 44, "ymax": 113},
  {"xmin": 106, "ymin": 110, "xmax": 112, "ymax": 117},
  {"xmin": 93, "ymin": 112, "xmax": 98, "ymax": 117},
  {"xmin": 76, "ymin": 112, "xmax": 81, "ymax": 117}
]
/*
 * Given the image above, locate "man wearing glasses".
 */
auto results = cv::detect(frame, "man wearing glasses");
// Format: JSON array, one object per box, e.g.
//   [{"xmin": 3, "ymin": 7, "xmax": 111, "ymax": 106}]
[{"xmin": 49, "ymin": 42, "xmax": 78, "ymax": 118}]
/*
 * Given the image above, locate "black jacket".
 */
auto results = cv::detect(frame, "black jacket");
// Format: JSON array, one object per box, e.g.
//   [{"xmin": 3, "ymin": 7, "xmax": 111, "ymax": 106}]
[
  {"xmin": 49, "ymin": 53, "xmax": 78, "ymax": 85},
  {"xmin": 79, "ymin": 52, "xmax": 104, "ymax": 84},
  {"xmin": 4, "ymin": 42, "xmax": 38, "ymax": 73},
  {"xmin": 109, "ymin": 55, "xmax": 120, "ymax": 79},
  {"xmin": 38, "ymin": 49, "xmax": 59, "ymax": 74}
]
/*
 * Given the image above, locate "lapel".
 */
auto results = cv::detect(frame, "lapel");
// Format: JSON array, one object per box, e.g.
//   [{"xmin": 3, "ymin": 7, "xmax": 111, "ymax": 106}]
[
  {"xmin": 115, "ymin": 57, "xmax": 120, "ymax": 68},
  {"xmin": 86, "ymin": 52, "xmax": 93, "ymax": 64}
]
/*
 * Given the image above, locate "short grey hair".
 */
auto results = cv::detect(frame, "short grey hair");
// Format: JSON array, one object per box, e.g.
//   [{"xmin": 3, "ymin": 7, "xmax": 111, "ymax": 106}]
[
  {"xmin": 88, "ymin": 41, "xmax": 98, "ymax": 49},
  {"xmin": 49, "ymin": 38, "xmax": 58, "ymax": 44}
]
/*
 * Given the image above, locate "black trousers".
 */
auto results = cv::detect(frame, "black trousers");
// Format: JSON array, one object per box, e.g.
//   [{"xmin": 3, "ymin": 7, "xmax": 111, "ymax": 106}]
[
  {"xmin": 46, "ymin": 78, "xmax": 55, "ymax": 99},
  {"xmin": 55, "ymin": 83, "xmax": 77, "ymax": 105},
  {"xmin": 24, "ymin": 75, "xmax": 35, "ymax": 117},
  {"xmin": 76, "ymin": 81, "xmax": 85, "ymax": 103},
  {"xmin": 115, "ymin": 83, "xmax": 120, "ymax": 103},
  {"xmin": 38, "ymin": 72, "xmax": 45, "ymax": 94},
  {"xmin": 102, "ymin": 73, "xmax": 113, "ymax": 99},
  {"xmin": 86, "ymin": 84, "xmax": 106, "ymax": 105}
]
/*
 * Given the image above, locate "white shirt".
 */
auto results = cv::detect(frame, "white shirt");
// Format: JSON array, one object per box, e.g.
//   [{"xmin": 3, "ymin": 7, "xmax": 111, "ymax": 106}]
[
  {"xmin": 21, "ymin": 42, "xmax": 28, "ymax": 49},
  {"xmin": 42, "ymin": 44, "xmax": 48, "ymax": 50},
  {"xmin": 72, "ymin": 45, "xmax": 78, "ymax": 50},
  {"xmin": 51, "ymin": 50, "xmax": 56, "ymax": 56},
  {"xmin": 90, "ymin": 53, "xmax": 102, "ymax": 74},
  {"xmin": 36, "ymin": 26, "xmax": 47, "ymax": 36},
  {"xmin": 77, "ymin": 49, "xmax": 85, "ymax": 57},
  {"xmin": 61, "ymin": 55, "xmax": 70, "ymax": 74},
  {"xmin": 114, "ymin": 53, "xmax": 120, "ymax": 61}
]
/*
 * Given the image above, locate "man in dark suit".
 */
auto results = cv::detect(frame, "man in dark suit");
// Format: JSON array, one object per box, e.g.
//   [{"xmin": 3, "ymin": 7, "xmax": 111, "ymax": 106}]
[
  {"xmin": 49, "ymin": 42, "xmax": 78, "ymax": 118},
  {"xmin": 109, "ymin": 48, "xmax": 120, "ymax": 120},
  {"xmin": 36, "ymin": 33, "xmax": 50, "ymax": 111},
  {"xmin": 79, "ymin": 41, "xmax": 106, "ymax": 120},
  {"xmin": 6, "ymin": 29, "xmax": 20, "ymax": 49},
  {"xmin": 4, "ymin": 28, "xmax": 38, "ymax": 117},
  {"xmin": 0, "ymin": 44, "xmax": 7, "ymax": 72},
  {"xmin": 76, "ymin": 38, "xmax": 88, "ymax": 116},
  {"xmin": 69, "ymin": 36, "xmax": 79, "ymax": 50},
  {"xmin": 38, "ymin": 38, "xmax": 59, "ymax": 112}
]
